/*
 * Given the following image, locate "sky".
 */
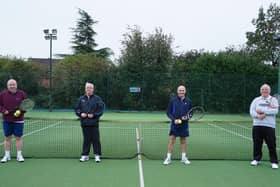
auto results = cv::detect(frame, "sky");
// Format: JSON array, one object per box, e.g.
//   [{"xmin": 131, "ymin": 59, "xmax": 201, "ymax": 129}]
[{"xmin": 0, "ymin": 0, "xmax": 277, "ymax": 61}]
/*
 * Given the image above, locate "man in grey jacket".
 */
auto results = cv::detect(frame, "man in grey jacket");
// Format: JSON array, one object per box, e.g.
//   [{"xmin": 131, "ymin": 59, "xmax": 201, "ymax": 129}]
[{"xmin": 249, "ymin": 84, "xmax": 278, "ymax": 169}]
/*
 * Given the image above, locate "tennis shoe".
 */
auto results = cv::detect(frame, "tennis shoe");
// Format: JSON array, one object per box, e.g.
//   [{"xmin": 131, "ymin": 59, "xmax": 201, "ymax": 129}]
[
  {"xmin": 163, "ymin": 157, "xmax": 171, "ymax": 165},
  {"xmin": 95, "ymin": 155, "xmax": 101, "ymax": 163},
  {"xmin": 271, "ymin": 163, "xmax": 279, "ymax": 169},
  {"xmin": 1, "ymin": 155, "xmax": 11, "ymax": 163},
  {"xmin": 181, "ymin": 157, "xmax": 191, "ymax": 165},
  {"xmin": 250, "ymin": 160, "xmax": 260, "ymax": 166},
  {"xmin": 17, "ymin": 155, "xmax": 24, "ymax": 162},
  {"xmin": 79, "ymin": 155, "xmax": 89, "ymax": 162}
]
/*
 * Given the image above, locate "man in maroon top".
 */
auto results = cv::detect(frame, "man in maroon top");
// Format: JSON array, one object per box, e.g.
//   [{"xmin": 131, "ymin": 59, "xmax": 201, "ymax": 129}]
[{"xmin": 0, "ymin": 79, "xmax": 26, "ymax": 162}]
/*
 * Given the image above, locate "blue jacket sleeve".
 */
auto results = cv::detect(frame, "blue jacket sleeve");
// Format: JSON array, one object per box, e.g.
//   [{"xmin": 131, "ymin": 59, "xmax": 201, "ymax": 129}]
[
  {"xmin": 94, "ymin": 100, "xmax": 105, "ymax": 118},
  {"xmin": 166, "ymin": 99, "xmax": 175, "ymax": 120},
  {"xmin": 75, "ymin": 97, "xmax": 82, "ymax": 117}
]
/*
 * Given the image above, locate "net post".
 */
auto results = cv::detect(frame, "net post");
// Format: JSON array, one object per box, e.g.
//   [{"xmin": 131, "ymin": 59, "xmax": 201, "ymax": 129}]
[{"xmin": 136, "ymin": 125, "xmax": 145, "ymax": 187}]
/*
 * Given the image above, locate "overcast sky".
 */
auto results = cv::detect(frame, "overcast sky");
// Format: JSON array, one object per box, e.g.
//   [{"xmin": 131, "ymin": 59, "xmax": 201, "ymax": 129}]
[{"xmin": 0, "ymin": 0, "xmax": 277, "ymax": 61}]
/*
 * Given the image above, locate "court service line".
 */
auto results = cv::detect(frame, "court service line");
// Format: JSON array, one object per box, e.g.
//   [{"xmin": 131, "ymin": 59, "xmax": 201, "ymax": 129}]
[
  {"xmin": 0, "ymin": 120, "xmax": 43, "ymax": 146},
  {"xmin": 0, "ymin": 121, "xmax": 62, "ymax": 146},
  {"xmin": 229, "ymin": 123, "xmax": 251, "ymax": 131},
  {"xmin": 23, "ymin": 121, "xmax": 62, "ymax": 137},
  {"xmin": 208, "ymin": 123, "xmax": 280, "ymax": 150},
  {"xmin": 208, "ymin": 123, "xmax": 252, "ymax": 141},
  {"xmin": 229, "ymin": 122, "xmax": 280, "ymax": 139},
  {"xmin": 136, "ymin": 127, "xmax": 145, "ymax": 187}
]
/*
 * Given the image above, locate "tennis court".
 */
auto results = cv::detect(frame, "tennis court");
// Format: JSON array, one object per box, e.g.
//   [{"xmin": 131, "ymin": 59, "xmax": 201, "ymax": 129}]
[{"xmin": 0, "ymin": 111, "xmax": 279, "ymax": 187}]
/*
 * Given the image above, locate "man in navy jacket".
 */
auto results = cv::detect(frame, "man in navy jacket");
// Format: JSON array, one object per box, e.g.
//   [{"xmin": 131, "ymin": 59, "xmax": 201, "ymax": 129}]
[
  {"xmin": 163, "ymin": 85, "xmax": 192, "ymax": 165},
  {"xmin": 75, "ymin": 82, "xmax": 105, "ymax": 162}
]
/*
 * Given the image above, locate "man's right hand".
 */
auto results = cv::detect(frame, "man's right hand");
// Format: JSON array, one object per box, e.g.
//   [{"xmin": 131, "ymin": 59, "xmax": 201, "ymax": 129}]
[
  {"xmin": 4, "ymin": 110, "xmax": 9, "ymax": 115},
  {"xmin": 258, "ymin": 113, "xmax": 266, "ymax": 120},
  {"xmin": 81, "ymin": 113, "xmax": 87, "ymax": 118}
]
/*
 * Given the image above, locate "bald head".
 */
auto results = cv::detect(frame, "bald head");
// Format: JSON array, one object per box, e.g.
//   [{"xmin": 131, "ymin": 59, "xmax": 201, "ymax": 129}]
[
  {"xmin": 177, "ymin": 85, "xmax": 186, "ymax": 99},
  {"xmin": 7, "ymin": 79, "xmax": 17, "ymax": 93},
  {"xmin": 260, "ymin": 84, "xmax": 271, "ymax": 98}
]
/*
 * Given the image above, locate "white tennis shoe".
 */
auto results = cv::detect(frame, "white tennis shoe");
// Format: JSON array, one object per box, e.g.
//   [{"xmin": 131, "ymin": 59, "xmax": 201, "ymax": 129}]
[
  {"xmin": 163, "ymin": 157, "xmax": 171, "ymax": 165},
  {"xmin": 181, "ymin": 157, "xmax": 191, "ymax": 165},
  {"xmin": 250, "ymin": 160, "xmax": 261, "ymax": 166},
  {"xmin": 79, "ymin": 155, "xmax": 89, "ymax": 162},
  {"xmin": 271, "ymin": 163, "xmax": 279, "ymax": 169},
  {"xmin": 17, "ymin": 155, "xmax": 24, "ymax": 162},
  {"xmin": 95, "ymin": 155, "xmax": 101, "ymax": 163},
  {"xmin": 1, "ymin": 155, "xmax": 11, "ymax": 163}
]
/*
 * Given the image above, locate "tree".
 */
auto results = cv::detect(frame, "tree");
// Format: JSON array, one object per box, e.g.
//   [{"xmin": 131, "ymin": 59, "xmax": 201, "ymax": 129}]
[
  {"xmin": 246, "ymin": 3, "xmax": 280, "ymax": 66},
  {"xmin": 52, "ymin": 54, "xmax": 114, "ymax": 108},
  {"xmin": 71, "ymin": 9, "xmax": 112, "ymax": 58},
  {"xmin": 0, "ymin": 57, "xmax": 41, "ymax": 96},
  {"xmin": 118, "ymin": 26, "xmax": 174, "ymax": 109}
]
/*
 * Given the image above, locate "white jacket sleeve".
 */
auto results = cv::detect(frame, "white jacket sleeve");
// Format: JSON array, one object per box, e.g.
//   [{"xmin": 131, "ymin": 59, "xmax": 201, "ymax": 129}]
[
  {"xmin": 263, "ymin": 97, "xmax": 279, "ymax": 115},
  {"xmin": 250, "ymin": 98, "xmax": 258, "ymax": 118}
]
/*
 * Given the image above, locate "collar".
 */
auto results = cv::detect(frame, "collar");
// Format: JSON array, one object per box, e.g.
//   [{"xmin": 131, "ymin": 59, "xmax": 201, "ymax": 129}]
[
  {"xmin": 177, "ymin": 96, "xmax": 186, "ymax": 101},
  {"xmin": 8, "ymin": 89, "xmax": 18, "ymax": 95},
  {"xmin": 261, "ymin": 95, "xmax": 271, "ymax": 100}
]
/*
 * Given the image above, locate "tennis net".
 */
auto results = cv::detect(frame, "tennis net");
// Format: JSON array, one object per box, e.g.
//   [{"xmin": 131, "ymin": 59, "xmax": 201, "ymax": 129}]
[{"xmin": 0, "ymin": 118, "xmax": 279, "ymax": 160}]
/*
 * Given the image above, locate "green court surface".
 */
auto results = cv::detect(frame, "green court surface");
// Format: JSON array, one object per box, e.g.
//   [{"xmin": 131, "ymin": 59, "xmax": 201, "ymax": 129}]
[
  {"xmin": 0, "ymin": 111, "xmax": 279, "ymax": 187},
  {"xmin": 143, "ymin": 160, "xmax": 279, "ymax": 187},
  {"xmin": 0, "ymin": 159, "xmax": 139, "ymax": 187},
  {"xmin": 0, "ymin": 159, "xmax": 279, "ymax": 187}
]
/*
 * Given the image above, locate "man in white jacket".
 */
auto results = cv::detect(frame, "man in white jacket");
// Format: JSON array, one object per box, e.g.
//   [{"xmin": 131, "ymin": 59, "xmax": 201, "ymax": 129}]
[{"xmin": 249, "ymin": 84, "xmax": 279, "ymax": 169}]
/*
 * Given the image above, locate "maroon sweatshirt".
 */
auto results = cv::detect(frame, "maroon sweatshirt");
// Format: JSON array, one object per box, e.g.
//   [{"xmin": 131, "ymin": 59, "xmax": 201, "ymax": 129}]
[{"xmin": 0, "ymin": 89, "xmax": 26, "ymax": 122}]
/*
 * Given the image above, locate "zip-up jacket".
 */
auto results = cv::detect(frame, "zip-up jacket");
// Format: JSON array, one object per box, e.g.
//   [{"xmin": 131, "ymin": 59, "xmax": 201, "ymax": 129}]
[
  {"xmin": 75, "ymin": 94, "xmax": 105, "ymax": 126},
  {"xmin": 166, "ymin": 96, "xmax": 192, "ymax": 128}
]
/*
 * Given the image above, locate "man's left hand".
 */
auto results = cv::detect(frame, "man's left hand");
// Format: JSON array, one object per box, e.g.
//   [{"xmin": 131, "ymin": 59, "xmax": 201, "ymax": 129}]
[
  {"xmin": 256, "ymin": 109, "xmax": 263, "ymax": 114},
  {"xmin": 88, "ymin": 114, "xmax": 94, "ymax": 118}
]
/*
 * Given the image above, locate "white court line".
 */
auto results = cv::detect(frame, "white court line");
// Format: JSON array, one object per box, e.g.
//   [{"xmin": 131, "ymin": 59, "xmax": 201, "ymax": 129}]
[
  {"xmin": 0, "ymin": 121, "xmax": 62, "ymax": 146},
  {"xmin": 136, "ymin": 127, "xmax": 145, "ymax": 187},
  {"xmin": 229, "ymin": 122, "xmax": 280, "ymax": 139},
  {"xmin": 229, "ymin": 123, "xmax": 251, "ymax": 131},
  {"xmin": 208, "ymin": 123, "xmax": 252, "ymax": 141},
  {"xmin": 208, "ymin": 123, "xmax": 280, "ymax": 151},
  {"xmin": 23, "ymin": 121, "xmax": 62, "ymax": 137}
]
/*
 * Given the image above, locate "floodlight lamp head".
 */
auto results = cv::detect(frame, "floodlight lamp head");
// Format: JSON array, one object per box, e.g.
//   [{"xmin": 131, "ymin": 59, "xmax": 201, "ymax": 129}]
[
  {"xmin": 43, "ymin": 29, "xmax": 49, "ymax": 34},
  {"xmin": 44, "ymin": 35, "xmax": 50, "ymax": 40},
  {"xmin": 51, "ymin": 29, "xmax": 57, "ymax": 35}
]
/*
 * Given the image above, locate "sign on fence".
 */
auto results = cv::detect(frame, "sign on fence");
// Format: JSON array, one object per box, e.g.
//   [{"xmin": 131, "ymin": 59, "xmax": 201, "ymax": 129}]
[{"xmin": 129, "ymin": 87, "xmax": 141, "ymax": 93}]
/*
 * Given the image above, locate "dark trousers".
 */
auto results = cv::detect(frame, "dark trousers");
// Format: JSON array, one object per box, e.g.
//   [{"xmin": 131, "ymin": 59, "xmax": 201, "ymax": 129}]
[
  {"xmin": 252, "ymin": 126, "xmax": 278, "ymax": 163},
  {"xmin": 81, "ymin": 126, "xmax": 102, "ymax": 156}
]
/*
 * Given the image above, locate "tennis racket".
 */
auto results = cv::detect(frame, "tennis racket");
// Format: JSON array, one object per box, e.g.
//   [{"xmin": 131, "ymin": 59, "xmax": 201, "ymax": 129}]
[
  {"xmin": 183, "ymin": 106, "xmax": 205, "ymax": 121},
  {"xmin": 10, "ymin": 99, "xmax": 35, "ymax": 112},
  {"xmin": 18, "ymin": 99, "xmax": 35, "ymax": 111},
  {"xmin": 9, "ymin": 99, "xmax": 34, "ymax": 117}
]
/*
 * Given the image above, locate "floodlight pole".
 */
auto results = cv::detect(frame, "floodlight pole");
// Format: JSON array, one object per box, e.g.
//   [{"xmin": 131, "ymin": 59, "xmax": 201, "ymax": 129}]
[
  {"xmin": 49, "ymin": 36, "xmax": 53, "ymax": 112},
  {"xmin": 44, "ymin": 29, "xmax": 57, "ymax": 112}
]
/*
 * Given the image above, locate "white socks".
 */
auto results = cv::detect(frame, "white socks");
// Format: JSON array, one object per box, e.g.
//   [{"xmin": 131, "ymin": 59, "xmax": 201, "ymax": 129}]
[
  {"xmin": 167, "ymin": 153, "xmax": 171, "ymax": 159},
  {"xmin": 4, "ymin": 151, "xmax": 23, "ymax": 157},
  {"xmin": 17, "ymin": 151, "xmax": 22, "ymax": 157},
  {"xmin": 5, "ymin": 150, "xmax": 10, "ymax": 157},
  {"xmin": 166, "ymin": 153, "xmax": 187, "ymax": 159}
]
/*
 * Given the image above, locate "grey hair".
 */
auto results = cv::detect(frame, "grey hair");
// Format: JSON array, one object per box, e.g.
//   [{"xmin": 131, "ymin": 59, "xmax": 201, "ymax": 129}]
[
  {"xmin": 7, "ymin": 79, "xmax": 17, "ymax": 86},
  {"xmin": 85, "ymin": 82, "xmax": 94, "ymax": 88},
  {"xmin": 260, "ymin": 83, "xmax": 271, "ymax": 92}
]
